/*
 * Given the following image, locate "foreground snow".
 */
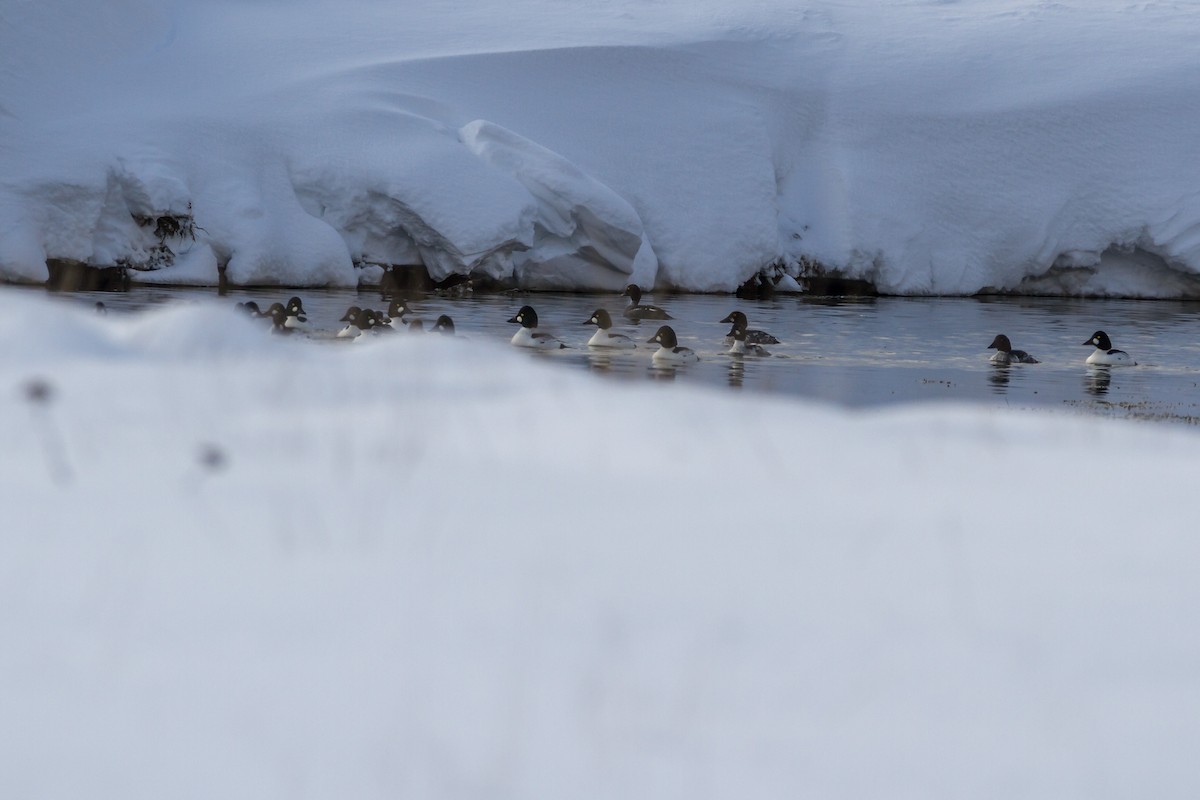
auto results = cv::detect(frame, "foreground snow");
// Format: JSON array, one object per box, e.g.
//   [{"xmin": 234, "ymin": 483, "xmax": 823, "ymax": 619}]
[
  {"xmin": 1, "ymin": 292, "xmax": 1199, "ymax": 797},
  {"xmin": 3, "ymin": 1, "xmax": 1200, "ymax": 295}
]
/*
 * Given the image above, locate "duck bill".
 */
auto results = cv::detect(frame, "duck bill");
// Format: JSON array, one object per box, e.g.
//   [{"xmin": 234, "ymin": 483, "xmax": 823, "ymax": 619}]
[
  {"xmin": 507, "ymin": 316, "xmax": 520, "ymax": 324},
  {"xmin": 719, "ymin": 314, "xmax": 735, "ymax": 324},
  {"xmin": 1081, "ymin": 339, "xmax": 1093, "ymax": 346}
]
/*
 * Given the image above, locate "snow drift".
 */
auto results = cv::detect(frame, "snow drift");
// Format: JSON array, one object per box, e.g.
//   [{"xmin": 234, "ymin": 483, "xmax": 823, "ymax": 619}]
[
  {"xmin": 2, "ymin": 0, "xmax": 1200, "ymax": 295},
  {"xmin": 2, "ymin": 289, "xmax": 1200, "ymax": 798}
]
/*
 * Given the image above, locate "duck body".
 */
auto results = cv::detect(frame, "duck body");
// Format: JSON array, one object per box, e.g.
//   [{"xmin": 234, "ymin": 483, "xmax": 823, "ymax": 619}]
[
  {"xmin": 1083, "ymin": 331, "xmax": 1135, "ymax": 366},
  {"xmin": 282, "ymin": 296, "xmax": 308, "ymax": 329},
  {"xmin": 721, "ymin": 311, "xmax": 779, "ymax": 345},
  {"xmin": 337, "ymin": 306, "xmax": 385, "ymax": 339},
  {"xmin": 728, "ymin": 328, "xmax": 771, "ymax": 357},
  {"xmin": 622, "ymin": 285, "xmax": 673, "ymax": 321},
  {"xmin": 385, "ymin": 299, "xmax": 414, "ymax": 330},
  {"xmin": 265, "ymin": 303, "xmax": 296, "ymax": 335},
  {"xmin": 987, "ymin": 334, "xmax": 1039, "ymax": 364},
  {"xmin": 583, "ymin": 308, "xmax": 636, "ymax": 349},
  {"xmin": 509, "ymin": 306, "xmax": 567, "ymax": 349},
  {"xmin": 648, "ymin": 325, "xmax": 698, "ymax": 363}
]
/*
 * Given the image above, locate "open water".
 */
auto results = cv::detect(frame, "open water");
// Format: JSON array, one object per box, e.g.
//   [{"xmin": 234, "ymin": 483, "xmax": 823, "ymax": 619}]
[{"xmin": 56, "ymin": 287, "xmax": 1200, "ymax": 424}]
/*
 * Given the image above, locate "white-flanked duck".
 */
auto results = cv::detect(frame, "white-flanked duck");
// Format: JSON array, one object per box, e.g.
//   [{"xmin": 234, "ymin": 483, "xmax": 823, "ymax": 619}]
[
  {"xmin": 728, "ymin": 326, "xmax": 771, "ymax": 357},
  {"xmin": 987, "ymin": 334, "xmax": 1039, "ymax": 364},
  {"xmin": 647, "ymin": 325, "xmax": 698, "ymax": 363},
  {"xmin": 282, "ymin": 296, "xmax": 308, "ymax": 329},
  {"xmin": 720, "ymin": 310, "xmax": 779, "ymax": 345},
  {"xmin": 430, "ymin": 315, "xmax": 456, "ymax": 335},
  {"xmin": 582, "ymin": 308, "xmax": 636, "ymax": 349},
  {"xmin": 337, "ymin": 306, "xmax": 384, "ymax": 339},
  {"xmin": 384, "ymin": 299, "xmax": 415, "ymax": 330},
  {"xmin": 265, "ymin": 303, "xmax": 296, "ymax": 335},
  {"xmin": 1083, "ymin": 330, "xmax": 1135, "ymax": 366},
  {"xmin": 622, "ymin": 285, "xmax": 673, "ymax": 321},
  {"xmin": 508, "ymin": 306, "xmax": 567, "ymax": 349}
]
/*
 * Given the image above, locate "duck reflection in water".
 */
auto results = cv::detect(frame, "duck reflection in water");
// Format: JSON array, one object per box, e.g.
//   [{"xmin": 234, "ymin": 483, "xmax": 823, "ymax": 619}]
[
  {"xmin": 1085, "ymin": 366, "xmax": 1112, "ymax": 396},
  {"xmin": 727, "ymin": 358, "xmax": 745, "ymax": 388},
  {"xmin": 586, "ymin": 351, "xmax": 615, "ymax": 373},
  {"xmin": 987, "ymin": 364, "xmax": 1011, "ymax": 393},
  {"xmin": 648, "ymin": 361, "xmax": 679, "ymax": 380}
]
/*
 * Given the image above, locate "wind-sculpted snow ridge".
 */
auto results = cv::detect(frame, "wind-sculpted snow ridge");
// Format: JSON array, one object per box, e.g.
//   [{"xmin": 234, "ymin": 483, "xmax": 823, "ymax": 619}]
[{"xmin": 4, "ymin": 0, "xmax": 1200, "ymax": 295}]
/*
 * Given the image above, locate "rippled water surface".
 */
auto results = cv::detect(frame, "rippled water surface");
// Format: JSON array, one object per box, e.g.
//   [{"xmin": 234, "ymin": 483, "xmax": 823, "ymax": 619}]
[{"xmin": 56, "ymin": 287, "xmax": 1200, "ymax": 424}]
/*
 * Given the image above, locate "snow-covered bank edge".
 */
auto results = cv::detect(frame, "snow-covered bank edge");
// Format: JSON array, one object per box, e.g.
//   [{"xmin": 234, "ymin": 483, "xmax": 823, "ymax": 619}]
[{"xmin": 7, "ymin": 1, "xmax": 1200, "ymax": 297}]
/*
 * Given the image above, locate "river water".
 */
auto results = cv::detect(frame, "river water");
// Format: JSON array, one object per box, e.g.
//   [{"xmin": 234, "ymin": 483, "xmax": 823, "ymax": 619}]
[{"xmin": 58, "ymin": 287, "xmax": 1200, "ymax": 424}]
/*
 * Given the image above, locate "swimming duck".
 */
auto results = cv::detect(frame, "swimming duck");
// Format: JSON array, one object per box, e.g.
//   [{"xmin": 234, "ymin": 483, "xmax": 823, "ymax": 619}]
[
  {"xmin": 987, "ymin": 334, "xmax": 1039, "ymax": 364},
  {"xmin": 265, "ymin": 303, "xmax": 295, "ymax": 335},
  {"xmin": 283, "ymin": 296, "xmax": 308, "ymax": 329},
  {"xmin": 430, "ymin": 315, "xmax": 456, "ymax": 335},
  {"xmin": 1083, "ymin": 330, "xmax": 1135, "ymax": 366},
  {"xmin": 622, "ymin": 285, "xmax": 673, "ymax": 321},
  {"xmin": 720, "ymin": 310, "xmax": 779, "ymax": 345},
  {"xmin": 728, "ymin": 326, "xmax": 771, "ymax": 357},
  {"xmin": 508, "ymin": 306, "xmax": 566, "ymax": 349},
  {"xmin": 582, "ymin": 308, "xmax": 637, "ymax": 349},
  {"xmin": 647, "ymin": 325, "xmax": 698, "ymax": 363},
  {"xmin": 385, "ymin": 299, "xmax": 415, "ymax": 329},
  {"xmin": 337, "ymin": 306, "xmax": 384, "ymax": 339},
  {"xmin": 236, "ymin": 300, "xmax": 265, "ymax": 317}
]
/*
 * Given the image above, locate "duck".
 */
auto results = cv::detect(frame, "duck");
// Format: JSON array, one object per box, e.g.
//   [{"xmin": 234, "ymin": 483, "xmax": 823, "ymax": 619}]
[
  {"xmin": 337, "ymin": 306, "xmax": 363, "ymax": 338},
  {"xmin": 508, "ymin": 306, "xmax": 566, "ymax": 349},
  {"xmin": 987, "ymin": 334, "xmax": 1039, "ymax": 364},
  {"xmin": 1083, "ymin": 330, "xmax": 1135, "ymax": 366},
  {"xmin": 430, "ymin": 315, "xmax": 456, "ymax": 335},
  {"xmin": 265, "ymin": 303, "xmax": 296, "ymax": 335},
  {"xmin": 337, "ymin": 306, "xmax": 384, "ymax": 339},
  {"xmin": 407, "ymin": 318, "xmax": 425, "ymax": 333},
  {"xmin": 622, "ymin": 284, "xmax": 673, "ymax": 321},
  {"xmin": 385, "ymin": 299, "xmax": 415, "ymax": 329},
  {"xmin": 720, "ymin": 310, "xmax": 779, "ymax": 345},
  {"xmin": 283, "ymin": 296, "xmax": 308, "ymax": 329},
  {"xmin": 582, "ymin": 308, "xmax": 637, "ymax": 349},
  {"xmin": 236, "ymin": 300, "xmax": 265, "ymax": 317},
  {"xmin": 647, "ymin": 325, "xmax": 698, "ymax": 363},
  {"xmin": 727, "ymin": 326, "xmax": 771, "ymax": 357}
]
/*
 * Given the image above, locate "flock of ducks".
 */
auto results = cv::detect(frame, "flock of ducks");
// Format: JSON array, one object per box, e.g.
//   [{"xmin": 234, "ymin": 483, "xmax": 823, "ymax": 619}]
[{"xmin": 234, "ymin": 287, "xmax": 1139, "ymax": 368}]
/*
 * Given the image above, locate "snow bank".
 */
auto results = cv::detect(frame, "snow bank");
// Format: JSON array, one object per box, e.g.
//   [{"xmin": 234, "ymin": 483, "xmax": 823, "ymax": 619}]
[
  {"xmin": 3, "ymin": 0, "xmax": 1200, "ymax": 294},
  {"xmin": 2, "ymin": 291, "xmax": 1200, "ymax": 796}
]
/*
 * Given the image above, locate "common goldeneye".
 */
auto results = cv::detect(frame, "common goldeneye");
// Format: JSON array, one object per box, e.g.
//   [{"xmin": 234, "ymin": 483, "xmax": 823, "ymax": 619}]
[
  {"xmin": 1083, "ymin": 330, "xmax": 1135, "ymax": 366},
  {"xmin": 622, "ymin": 285, "xmax": 673, "ymax": 321},
  {"xmin": 265, "ymin": 303, "xmax": 296, "ymax": 335},
  {"xmin": 283, "ymin": 296, "xmax": 308, "ymax": 329},
  {"xmin": 337, "ymin": 306, "xmax": 384, "ymax": 339},
  {"xmin": 582, "ymin": 308, "xmax": 637, "ymax": 349},
  {"xmin": 647, "ymin": 325, "xmax": 698, "ymax": 363},
  {"xmin": 430, "ymin": 315, "xmax": 456, "ymax": 335},
  {"xmin": 385, "ymin": 299, "xmax": 415, "ymax": 329},
  {"xmin": 236, "ymin": 300, "xmax": 265, "ymax": 317},
  {"xmin": 720, "ymin": 310, "xmax": 779, "ymax": 345},
  {"xmin": 987, "ymin": 334, "xmax": 1039, "ymax": 364},
  {"xmin": 727, "ymin": 326, "xmax": 771, "ymax": 356},
  {"xmin": 508, "ymin": 306, "xmax": 567, "ymax": 349}
]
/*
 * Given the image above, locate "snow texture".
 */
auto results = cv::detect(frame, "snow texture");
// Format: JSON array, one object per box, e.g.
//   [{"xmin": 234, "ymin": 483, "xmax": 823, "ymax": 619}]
[
  {"xmin": 2, "ymin": 290, "xmax": 1200, "ymax": 797},
  {"xmin": 3, "ymin": 0, "xmax": 1200, "ymax": 294}
]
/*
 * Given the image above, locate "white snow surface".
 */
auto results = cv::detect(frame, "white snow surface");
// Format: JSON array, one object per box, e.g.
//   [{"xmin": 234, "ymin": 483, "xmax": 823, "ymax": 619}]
[
  {"xmin": 3, "ymin": 0, "xmax": 1200, "ymax": 293},
  {"xmin": 3, "ymin": 290, "xmax": 1200, "ymax": 797}
]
